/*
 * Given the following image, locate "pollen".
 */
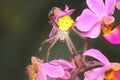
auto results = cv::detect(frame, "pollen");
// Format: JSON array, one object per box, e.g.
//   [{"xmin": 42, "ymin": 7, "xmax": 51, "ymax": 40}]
[{"xmin": 58, "ymin": 15, "xmax": 74, "ymax": 31}]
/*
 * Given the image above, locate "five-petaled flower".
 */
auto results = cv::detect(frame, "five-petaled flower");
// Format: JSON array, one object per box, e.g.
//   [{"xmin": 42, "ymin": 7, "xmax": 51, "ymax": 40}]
[
  {"xmin": 83, "ymin": 49, "xmax": 120, "ymax": 80},
  {"xmin": 75, "ymin": 0, "xmax": 120, "ymax": 44}
]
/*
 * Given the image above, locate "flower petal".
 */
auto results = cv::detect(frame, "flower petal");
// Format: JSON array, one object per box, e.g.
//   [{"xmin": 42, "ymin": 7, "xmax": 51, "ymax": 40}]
[
  {"xmin": 47, "ymin": 78, "xmax": 56, "ymax": 80},
  {"xmin": 64, "ymin": 5, "xmax": 69, "ymax": 11},
  {"xmin": 84, "ymin": 67, "xmax": 106, "ymax": 80},
  {"xmin": 86, "ymin": 0, "xmax": 105, "ymax": 16},
  {"xmin": 96, "ymin": 73, "xmax": 105, "ymax": 80},
  {"xmin": 53, "ymin": 5, "xmax": 74, "ymax": 17},
  {"xmin": 83, "ymin": 49, "xmax": 110, "ymax": 66},
  {"xmin": 115, "ymin": 70, "xmax": 120, "ymax": 80},
  {"xmin": 80, "ymin": 22, "xmax": 101, "ymax": 38},
  {"xmin": 75, "ymin": 9, "xmax": 100, "ymax": 32},
  {"xmin": 61, "ymin": 71, "xmax": 71, "ymax": 79},
  {"xmin": 42, "ymin": 63, "xmax": 65, "ymax": 78},
  {"xmin": 66, "ymin": 9, "xmax": 75, "ymax": 15},
  {"xmin": 75, "ymin": 77, "xmax": 80, "ymax": 80},
  {"xmin": 49, "ymin": 26, "xmax": 57, "ymax": 38},
  {"xmin": 64, "ymin": 5, "xmax": 75, "ymax": 15},
  {"xmin": 103, "ymin": 25, "xmax": 120, "ymax": 44},
  {"xmin": 50, "ymin": 59, "xmax": 75, "ymax": 69},
  {"xmin": 31, "ymin": 56, "xmax": 40, "ymax": 64},
  {"xmin": 102, "ymin": 16, "xmax": 114, "ymax": 24},
  {"xmin": 25, "ymin": 65, "xmax": 31, "ymax": 75},
  {"xmin": 110, "ymin": 63, "xmax": 120, "ymax": 71},
  {"xmin": 53, "ymin": 7, "xmax": 66, "ymax": 17},
  {"xmin": 105, "ymin": 0, "xmax": 116, "ymax": 15},
  {"xmin": 38, "ymin": 66, "xmax": 48, "ymax": 80}
]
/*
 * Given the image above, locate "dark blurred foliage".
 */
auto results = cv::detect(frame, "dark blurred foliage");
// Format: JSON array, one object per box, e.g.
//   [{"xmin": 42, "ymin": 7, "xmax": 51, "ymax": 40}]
[{"xmin": 0, "ymin": 0, "xmax": 120, "ymax": 80}]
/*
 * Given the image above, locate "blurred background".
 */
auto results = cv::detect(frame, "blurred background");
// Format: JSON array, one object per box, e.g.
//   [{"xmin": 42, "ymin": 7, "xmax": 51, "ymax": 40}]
[{"xmin": 0, "ymin": 0, "xmax": 120, "ymax": 80}]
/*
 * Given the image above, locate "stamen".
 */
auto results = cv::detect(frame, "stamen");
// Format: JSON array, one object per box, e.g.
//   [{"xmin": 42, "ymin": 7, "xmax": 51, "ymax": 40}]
[
  {"xmin": 102, "ymin": 16, "xmax": 114, "ymax": 35},
  {"xmin": 104, "ymin": 69, "xmax": 114, "ymax": 80},
  {"xmin": 102, "ymin": 22, "xmax": 114, "ymax": 34},
  {"xmin": 104, "ymin": 69, "xmax": 120, "ymax": 80}
]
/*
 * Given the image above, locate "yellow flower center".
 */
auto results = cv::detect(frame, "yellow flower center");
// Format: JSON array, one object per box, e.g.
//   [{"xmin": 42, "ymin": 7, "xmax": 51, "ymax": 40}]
[
  {"xmin": 58, "ymin": 15, "xmax": 74, "ymax": 31},
  {"xmin": 102, "ymin": 16, "xmax": 114, "ymax": 35},
  {"xmin": 102, "ymin": 22, "xmax": 114, "ymax": 35},
  {"xmin": 104, "ymin": 70, "xmax": 120, "ymax": 80}
]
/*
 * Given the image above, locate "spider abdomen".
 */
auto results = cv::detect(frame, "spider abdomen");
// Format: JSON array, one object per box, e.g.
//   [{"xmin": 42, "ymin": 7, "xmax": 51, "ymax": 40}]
[{"xmin": 58, "ymin": 30, "xmax": 69, "ymax": 42}]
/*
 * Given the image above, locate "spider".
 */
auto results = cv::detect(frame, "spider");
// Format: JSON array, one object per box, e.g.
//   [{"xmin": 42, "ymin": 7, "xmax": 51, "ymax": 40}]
[{"xmin": 38, "ymin": 5, "xmax": 82, "ymax": 61}]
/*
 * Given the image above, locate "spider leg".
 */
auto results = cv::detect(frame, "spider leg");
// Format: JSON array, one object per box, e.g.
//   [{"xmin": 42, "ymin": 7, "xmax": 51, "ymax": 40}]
[
  {"xmin": 37, "ymin": 35, "xmax": 57, "ymax": 56},
  {"xmin": 71, "ymin": 26, "xmax": 90, "ymax": 66},
  {"xmin": 67, "ymin": 36, "xmax": 78, "ymax": 55},
  {"xmin": 46, "ymin": 37, "xmax": 58, "ymax": 62},
  {"xmin": 49, "ymin": 17, "xmax": 59, "ymax": 29},
  {"xmin": 66, "ymin": 37, "xmax": 74, "ymax": 55},
  {"xmin": 66, "ymin": 36, "xmax": 84, "ymax": 70},
  {"xmin": 38, "ymin": 38, "xmax": 51, "ymax": 52},
  {"xmin": 71, "ymin": 26, "xmax": 85, "ymax": 39},
  {"xmin": 67, "ymin": 36, "xmax": 86, "ymax": 69},
  {"xmin": 71, "ymin": 24, "xmax": 89, "ymax": 51}
]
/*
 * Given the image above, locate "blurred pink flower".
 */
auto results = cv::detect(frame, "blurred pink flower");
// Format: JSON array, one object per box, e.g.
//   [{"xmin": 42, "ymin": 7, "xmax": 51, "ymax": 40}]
[
  {"xmin": 75, "ymin": 0, "xmax": 120, "ymax": 44},
  {"xmin": 26, "ymin": 57, "xmax": 79, "ymax": 80},
  {"xmin": 49, "ymin": 5, "xmax": 75, "ymax": 38},
  {"xmin": 83, "ymin": 49, "xmax": 120, "ymax": 80},
  {"xmin": 38, "ymin": 59, "xmax": 78, "ymax": 80}
]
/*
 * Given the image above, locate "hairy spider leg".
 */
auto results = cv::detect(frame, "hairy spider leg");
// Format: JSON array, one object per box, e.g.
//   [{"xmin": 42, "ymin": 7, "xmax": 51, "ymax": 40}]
[
  {"xmin": 66, "ymin": 37, "xmax": 74, "ymax": 55},
  {"xmin": 71, "ymin": 26, "xmax": 91, "ymax": 67},
  {"xmin": 46, "ymin": 37, "xmax": 59, "ymax": 61},
  {"xmin": 37, "ymin": 35, "xmax": 57, "ymax": 56},
  {"xmin": 71, "ymin": 26, "xmax": 84, "ymax": 39},
  {"xmin": 67, "ymin": 36, "xmax": 78, "ymax": 55},
  {"xmin": 49, "ymin": 18, "xmax": 59, "ymax": 29}
]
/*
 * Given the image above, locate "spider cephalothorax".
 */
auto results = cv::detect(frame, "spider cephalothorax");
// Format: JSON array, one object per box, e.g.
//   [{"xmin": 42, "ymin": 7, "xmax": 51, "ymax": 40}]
[{"xmin": 57, "ymin": 30, "xmax": 69, "ymax": 42}]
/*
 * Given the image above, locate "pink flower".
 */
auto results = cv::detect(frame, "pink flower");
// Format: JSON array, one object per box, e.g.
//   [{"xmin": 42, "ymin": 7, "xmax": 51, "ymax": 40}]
[
  {"xmin": 75, "ymin": 0, "xmax": 120, "ymax": 44},
  {"xmin": 49, "ymin": 5, "xmax": 75, "ymax": 38},
  {"xmin": 38, "ymin": 59, "xmax": 78, "ymax": 80},
  {"xmin": 26, "ymin": 57, "xmax": 78, "ymax": 80},
  {"xmin": 83, "ymin": 49, "xmax": 120, "ymax": 80}
]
